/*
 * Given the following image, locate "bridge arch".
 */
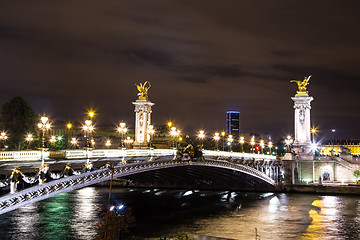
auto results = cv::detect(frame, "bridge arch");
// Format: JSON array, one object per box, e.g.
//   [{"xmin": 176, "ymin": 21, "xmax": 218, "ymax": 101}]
[{"xmin": 0, "ymin": 158, "xmax": 276, "ymax": 215}]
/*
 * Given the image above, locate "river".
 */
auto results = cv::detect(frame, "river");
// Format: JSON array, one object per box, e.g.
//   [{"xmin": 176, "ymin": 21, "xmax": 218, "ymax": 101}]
[{"xmin": 0, "ymin": 187, "xmax": 359, "ymax": 239}]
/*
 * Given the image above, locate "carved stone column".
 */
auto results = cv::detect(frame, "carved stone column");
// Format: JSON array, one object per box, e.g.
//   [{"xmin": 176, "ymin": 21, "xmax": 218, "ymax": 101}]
[
  {"xmin": 291, "ymin": 94, "xmax": 314, "ymax": 158},
  {"xmin": 132, "ymin": 100, "xmax": 154, "ymax": 148}
]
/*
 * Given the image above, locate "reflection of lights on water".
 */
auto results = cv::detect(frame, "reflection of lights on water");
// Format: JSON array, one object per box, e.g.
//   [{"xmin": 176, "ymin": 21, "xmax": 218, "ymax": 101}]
[
  {"xmin": 14, "ymin": 203, "xmax": 40, "ymax": 237},
  {"xmin": 259, "ymin": 193, "xmax": 274, "ymax": 199},
  {"xmin": 72, "ymin": 187, "xmax": 98, "ymax": 238},
  {"xmin": 268, "ymin": 196, "xmax": 280, "ymax": 213},
  {"xmin": 303, "ymin": 197, "xmax": 341, "ymax": 239},
  {"xmin": 182, "ymin": 191, "xmax": 193, "ymax": 197}
]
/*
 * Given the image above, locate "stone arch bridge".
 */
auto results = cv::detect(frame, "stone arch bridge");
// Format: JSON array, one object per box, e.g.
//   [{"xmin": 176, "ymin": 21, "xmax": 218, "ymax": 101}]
[{"xmin": 0, "ymin": 149, "xmax": 282, "ymax": 215}]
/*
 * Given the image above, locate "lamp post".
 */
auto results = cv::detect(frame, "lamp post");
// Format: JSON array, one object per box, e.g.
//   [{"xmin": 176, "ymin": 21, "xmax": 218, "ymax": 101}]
[
  {"xmin": 331, "ymin": 129, "xmax": 336, "ymax": 155},
  {"xmin": 285, "ymin": 135, "xmax": 293, "ymax": 153},
  {"xmin": 25, "ymin": 133, "xmax": 33, "ymax": 150},
  {"xmin": 170, "ymin": 127, "xmax": 178, "ymax": 148},
  {"xmin": 67, "ymin": 123, "xmax": 72, "ymax": 149},
  {"xmin": 214, "ymin": 133, "xmax": 220, "ymax": 151},
  {"xmin": 83, "ymin": 120, "xmax": 94, "ymax": 148},
  {"xmin": 250, "ymin": 136, "xmax": 255, "ymax": 154},
  {"xmin": 198, "ymin": 130, "xmax": 205, "ymax": 148},
  {"xmin": 148, "ymin": 125, "xmax": 155, "ymax": 148},
  {"xmin": 221, "ymin": 131, "xmax": 226, "ymax": 151},
  {"xmin": 71, "ymin": 138, "xmax": 77, "ymax": 149},
  {"xmin": 227, "ymin": 135, "xmax": 233, "ymax": 152},
  {"xmin": 38, "ymin": 116, "xmax": 50, "ymax": 148},
  {"xmin": 0, "ymin": 132, "xmax": 8, "ymax": 150},
  {"xmin": 260, "ymin": 140, "xmax": 265, "ymax": 154},
  {"xmin": 124, "ymin": 137, "xmax": 134, "ymax": 148},
  {"xmin": 105, "ymin": 139, "xmax": 111, "ymax": 148},
  {"xmin": 239, "ymin": 136, "xmax": 245, "ymax": 153},
  {"xmin": 38, "ymin": 116, "xmax": 50, "ymax": 166},
  {"xmin": 268, "ymin": 141, "xmax": 273, "ymax": 155},
  {"xmin": 49, "ymin": 135, "xmax": 56, "ymax": 149},
  {"xmin": 311, "ymin": 127, "xmax": 317, "ymax": 143},
  {"xmin": 117, "ymin": 122, "xmax": 127, "ymax": 148}
]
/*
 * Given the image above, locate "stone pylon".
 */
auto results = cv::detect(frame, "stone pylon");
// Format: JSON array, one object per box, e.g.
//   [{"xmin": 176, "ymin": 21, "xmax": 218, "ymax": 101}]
[
  {"xmin": 291, "ymin": 93, "xmax": 314, "ymax": 159},
  {"xmin": 132, "ymin": 100, "xmax": 154, "ymax": 148}
]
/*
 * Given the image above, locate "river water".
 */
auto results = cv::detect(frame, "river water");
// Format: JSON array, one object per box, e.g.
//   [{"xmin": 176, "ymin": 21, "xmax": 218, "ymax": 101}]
[{"xmin": 0, "ymin": 187, "xmax": 359, "ymax": 239}]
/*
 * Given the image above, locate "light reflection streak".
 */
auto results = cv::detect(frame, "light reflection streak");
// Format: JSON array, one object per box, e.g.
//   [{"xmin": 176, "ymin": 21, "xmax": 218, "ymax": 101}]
[
  {"xmin": 12, "ymin": 203, "xmax": 40, "ymax": 240},
  {"xmin": 72, "ymin": 187, "xmax": 98, "ymax": 239},
  {"xmin": 302, "ymin": 196, "xmax": 340, "ymax": 239}
]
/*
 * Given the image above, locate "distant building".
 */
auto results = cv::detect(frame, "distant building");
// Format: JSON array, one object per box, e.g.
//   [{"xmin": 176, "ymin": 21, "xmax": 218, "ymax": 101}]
[
  {"xmin": 226, "ymin": 110, "xmax": 240, "ymax": 136},
  {"xmin": 320, "ymin": 140, "xmax": 360, "ymax": 156}
]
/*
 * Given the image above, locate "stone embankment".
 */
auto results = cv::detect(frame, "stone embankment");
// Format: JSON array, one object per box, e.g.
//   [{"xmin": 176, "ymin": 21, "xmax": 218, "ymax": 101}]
[{"xmin": 283, "ymin": 183, "xmax": 360, "ymax": 195}]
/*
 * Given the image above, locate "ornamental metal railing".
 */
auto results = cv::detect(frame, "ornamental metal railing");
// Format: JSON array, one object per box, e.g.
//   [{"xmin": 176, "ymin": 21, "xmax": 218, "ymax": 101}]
[
  {"xmin": 203, "ymin": 150, "xmax": 276, "ymax": 161},
  {"xmin": 0, "ymin": 157, "xmax": 276, "ymax": 215},
  {"xmin": 0, "ymin": 148, "xmax": 275, "ymax": 162}
]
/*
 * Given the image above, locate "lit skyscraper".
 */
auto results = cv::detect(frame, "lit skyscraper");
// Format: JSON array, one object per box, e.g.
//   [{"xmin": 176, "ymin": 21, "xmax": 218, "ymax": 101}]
[{"xmin": 226, "ymin": 110, "xmax": 240, "ymax": 136}]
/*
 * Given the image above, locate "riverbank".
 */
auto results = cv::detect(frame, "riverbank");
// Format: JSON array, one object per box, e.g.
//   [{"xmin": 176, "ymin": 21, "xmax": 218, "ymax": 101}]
[{"xmin": 282, "ymin": 183, "xmax": 360, "ymax": 195}]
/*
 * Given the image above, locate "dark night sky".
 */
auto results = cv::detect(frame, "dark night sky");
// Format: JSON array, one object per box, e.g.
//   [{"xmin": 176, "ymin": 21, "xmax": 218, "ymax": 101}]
[{"xmin": 1, "ymin": 1, "xmax": 360, "ymax": 140}]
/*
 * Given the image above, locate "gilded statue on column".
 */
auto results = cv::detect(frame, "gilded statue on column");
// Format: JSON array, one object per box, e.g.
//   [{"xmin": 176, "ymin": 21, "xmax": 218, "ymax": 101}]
[
  {"xmin": 291, "ymin": 75, "xmax": 311, "ymax": 94},
  {"xmin": 135, "ymin": 81, "xmax": 151, "ymax": 100}
]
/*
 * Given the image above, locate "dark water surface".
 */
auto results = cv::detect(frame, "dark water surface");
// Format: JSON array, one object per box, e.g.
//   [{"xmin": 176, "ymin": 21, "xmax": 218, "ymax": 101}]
[{"xmin": 0, "ymin": 187, "xmax": 359, "ymax": 239}]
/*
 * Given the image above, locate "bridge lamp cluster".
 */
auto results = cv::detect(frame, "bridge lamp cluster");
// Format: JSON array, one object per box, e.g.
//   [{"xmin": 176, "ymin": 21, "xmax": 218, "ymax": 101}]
[
  {"xmin": 0, "ymin": 132, "xmax": 8, "ymax": 141},
  {"xmin": 71, "ymin": 138, "xmax": 77, "ymax": 146},
  {"xmin": 25, "ymin": 134, "xmax": 33, "ymax": 149},
  {"xmin": 170, "ymin": 127, "xmax": 180, "ymax": 137},
  {"xmin": 105, "ymin": 140, "xmax": 111, "ymax": 147},
  {"xmin": 50, "ymin": 136, "xmax": 56, "ymax": 144},
  {"xmin": 148, "ymin": 125, "xmax": 155, "ymax": 135},
  {"xmin": 250, "ymin": 136, "xmax": 255, "ymax": 153},
  {"xmin": 198, "ymin": 130, "xmax": 205, "ymax": 139},
  {"xmin": 88, "ymin": 110, "xmax": 95, "ymax": 119},
  {"xmin": 117, "ymin": 122, "xmax": 127, "ymax": 134},
  {"xmin": 25, "ymin": 134, "xmax": 33, "ymax": 142},
  {"xmin": 38, "ymin": 116, "xmax": 51, "ymax": 148},
  {"xmin": 285, "ymin": 135, "xmax": 293, "ymax": 152}
]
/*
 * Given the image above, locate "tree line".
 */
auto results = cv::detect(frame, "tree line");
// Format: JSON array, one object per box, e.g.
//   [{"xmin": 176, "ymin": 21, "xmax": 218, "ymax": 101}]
[{"xmin": 0, "ymin": 96, "xmax": 38, "ymax": 150}]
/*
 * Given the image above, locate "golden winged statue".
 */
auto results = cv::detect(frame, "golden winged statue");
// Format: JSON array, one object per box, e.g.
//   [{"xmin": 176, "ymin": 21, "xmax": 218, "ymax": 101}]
[
  {"xmin": 290, "ymin": 75, "xmax": 311, "ymax": 94},
  {"xmin": 135, "ymin": 81, "xmax": 151, "ymax": 100}
]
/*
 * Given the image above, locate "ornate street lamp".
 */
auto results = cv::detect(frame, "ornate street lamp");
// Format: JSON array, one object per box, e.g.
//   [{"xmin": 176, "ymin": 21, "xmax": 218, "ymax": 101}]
[
  {"xmin": 260, "ymin": 140, "xmax": 265, "ymax": 154},
  {"xmin": 117, "ymin": 122, "xmax": 128, "ymax": 148},
  {"xmin": 105, "ymin": 139, "xmax": 111, "ymax": 148},
  {"xmin": 148, "ymin": 125, "xmax": 155, "ymax": 147},
  {"xmin": 239, "ymin": 136, "xmax": 245, "ymax": 153},
  {"xmin": 221, "ymin": 131, "xmax": 226, "ymax": 151},
  {"xmin": 67, "ymin": 123, "xmax": 72, "ymax": 149},
  {"xmin": 0, "ymin": 132, "xmax": 8, "ymax": 150},
  {"xmin": 71, "ymin": 137, "xmax": 77, "ymax": 149},
  {"xmin": 198, "ymin": 130, "xmax": 205, "ymax": 148},
  {"xmin": 25, "ymin": 133, "xmax": 33, "ymax": 150},
  {"xmin": 285, "ymin": 135, "xmax": 293, "ymax": 152},
  {"xmin": 227, "ymin": 135, "xmax": 233, "ymax": 152},
  {"xmin": 213, "ymin": 132, "xmax": 220, "ymax": 151},
  {"xmin": 250, "ymin": 136, "xmax": 255, "ymax": 154},
  {"xmin": 268, "ymin": 141, "xmax": 273, "ymax": 155},
  {"xmin": 124, "ymin": 136, "xmax": 134, "ymax": 148},
  {"xmin": 83, "ymin": 120, "xmax": 94, "ymax": 148},
  {"xmin": 170, "ymin": 127, "xmax": 179, "ymax": 148},
  {"xmin": 49, "ymin": 135, "xmax": 56, "ymax": 149},
  {"xmin": 38, "ymin": 116, "xmax": 50, "ymax": 148}
]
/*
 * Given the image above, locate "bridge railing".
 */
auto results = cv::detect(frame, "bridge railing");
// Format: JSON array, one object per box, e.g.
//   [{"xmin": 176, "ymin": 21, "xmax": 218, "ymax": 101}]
[
  {"xmin": 0, "ymin": 148, "xmax": 178, "ymax": 161},
  {"xmin": 203, "ymin": 150, "xmax": 276, "ymax": 161},
  {"xmin": 0, "ymin": 148, "xmax": 276, "ymax": 162},
  {"xmin": 0, "ymin": 150, "xmax": 45, "ymax": 161}
]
